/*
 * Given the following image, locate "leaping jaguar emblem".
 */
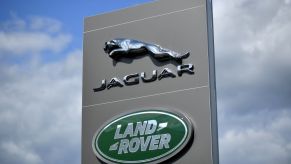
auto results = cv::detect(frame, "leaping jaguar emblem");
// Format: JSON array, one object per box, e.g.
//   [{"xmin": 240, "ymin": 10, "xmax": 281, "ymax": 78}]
[{"xmin": 104, "ymin": 38, "xmax": 190, "ymax": 62}]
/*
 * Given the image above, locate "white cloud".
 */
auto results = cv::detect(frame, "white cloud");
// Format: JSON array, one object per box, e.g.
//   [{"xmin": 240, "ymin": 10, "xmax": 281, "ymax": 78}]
[
  {"xmin": 0, "ymin": 32, "xmax": 71, "ymax": 55},
  {"xmin": 1, "ymin": 142, "xmax": 43, "ymax": 164},
  {"xmin": 0, "ymin": 15, "xmax": 71, "ymax": 55},
  {"xmin": 0, "ymin": 49, "xmax": 82, "ymax": 164},
  {"xmin": 214, "ymin": 0, "xmax": 291, "ymax": 113},
  {"xmin": 220, "ymin": 110, "xmax": 291, "ymax": 164},
  {"xmin": 213, "ymin": 0, "xmax": 291, "ymax": 163},
  {"xmin": 214, "ymin": 0, "xmax": 290, "ymax": 113},
  {"xmin": 29, "ymin": 16, "xmax": 62, "ymax": 33},
  {"xmin": 0, "ymin": 16, "xmax": 81, "ymax": 164}
]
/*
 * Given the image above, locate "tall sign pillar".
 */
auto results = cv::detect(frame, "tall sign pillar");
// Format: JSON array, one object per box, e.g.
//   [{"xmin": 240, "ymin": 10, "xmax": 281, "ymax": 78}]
[{"xmin": 82, "ymin": 0, "xmax": 218, "ymax": 163}]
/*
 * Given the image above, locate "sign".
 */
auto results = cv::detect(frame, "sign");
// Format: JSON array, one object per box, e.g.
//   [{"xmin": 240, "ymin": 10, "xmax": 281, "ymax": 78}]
[
  {"xmin": 92, "ymin": 110, "xmax": 193, "ymax": 163},
  {"xmin": 93, "ymin": 38, "xmax": 194, "ymax": 92},
  {"xmin": 104, "ymin": 38, "xmax": 190, "ymax": 62},
  {"xmin": 82, "ymin": 0, "xmax": 218, "ymax": 163}
]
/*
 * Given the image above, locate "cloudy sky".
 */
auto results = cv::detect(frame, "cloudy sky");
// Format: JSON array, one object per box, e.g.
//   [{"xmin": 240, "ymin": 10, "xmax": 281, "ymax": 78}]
[{"xmin": 0, "ymin": 0, "xmax": 291, "ymax": 164}]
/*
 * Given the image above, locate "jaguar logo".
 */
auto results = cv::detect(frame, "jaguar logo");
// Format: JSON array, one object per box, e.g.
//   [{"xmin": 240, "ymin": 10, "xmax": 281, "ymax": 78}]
[
  {"xmin": 93, "ymin": 38, "xmax": 195, "ymax": 92},
  {"xmin": 104, "ymin": 38, "xmax": 190, "ymax": 62}
]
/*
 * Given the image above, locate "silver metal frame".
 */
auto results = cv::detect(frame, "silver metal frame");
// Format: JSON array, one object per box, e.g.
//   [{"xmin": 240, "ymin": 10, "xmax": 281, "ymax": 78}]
[{"xmin": 206, "ymin": 0, "xmax": 219, "ymax": 163}]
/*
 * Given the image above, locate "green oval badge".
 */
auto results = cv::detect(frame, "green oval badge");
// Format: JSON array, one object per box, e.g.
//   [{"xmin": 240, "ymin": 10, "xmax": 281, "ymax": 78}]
[{"xmin": 92, "ymin": 110, "xmax": 193, "ymax": 163}]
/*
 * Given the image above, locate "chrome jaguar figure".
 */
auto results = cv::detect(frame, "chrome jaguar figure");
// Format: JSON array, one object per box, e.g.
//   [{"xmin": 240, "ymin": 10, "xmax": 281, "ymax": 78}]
[{"xmin": 104, "ymin": 38, "xmax": 190, "ymax": 62}]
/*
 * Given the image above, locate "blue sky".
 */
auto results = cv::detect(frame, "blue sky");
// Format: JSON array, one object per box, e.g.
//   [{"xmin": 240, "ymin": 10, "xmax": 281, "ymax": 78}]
[
  {"xmin": 0, "ymin": 0, "xmax": 152, "ymax": 61},
  {"xmin": 1, "ymin": 0, "xmax": 291, "ymax": 164}
]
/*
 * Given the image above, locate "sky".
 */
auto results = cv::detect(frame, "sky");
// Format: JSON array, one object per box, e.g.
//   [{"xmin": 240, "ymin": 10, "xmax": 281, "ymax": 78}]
[{"xmin": 0, "ymin": 0, "xmax": 291, "ymax": 164}]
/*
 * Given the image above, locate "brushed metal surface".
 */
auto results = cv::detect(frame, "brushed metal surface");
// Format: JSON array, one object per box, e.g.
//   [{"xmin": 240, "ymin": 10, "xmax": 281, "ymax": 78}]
[
  {"xmin": 83, "ymin": 87, "xmax": 212, "ymax": 164},
  {"xmin": 82, "ymin": 0, "xmax": 218, "ymax": 163},
  {"xmin": 83, "ymin": 4, "xmax": 208, "ymax": 106},
  {"xmin": 84, "ymin": 0, "xmax": 205, "ymax": 32}
]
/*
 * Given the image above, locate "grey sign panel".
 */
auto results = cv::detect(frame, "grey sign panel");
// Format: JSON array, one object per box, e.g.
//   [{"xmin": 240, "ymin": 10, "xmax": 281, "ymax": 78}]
[{"xmin": 82, "ymin": 0, "xmax": 218, "ymax": 163}]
